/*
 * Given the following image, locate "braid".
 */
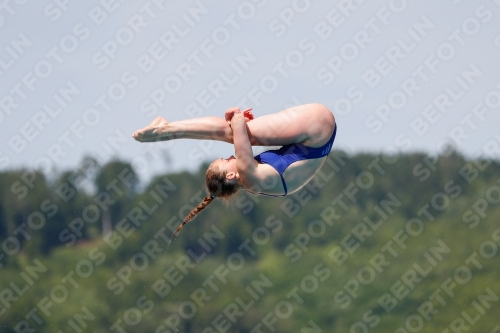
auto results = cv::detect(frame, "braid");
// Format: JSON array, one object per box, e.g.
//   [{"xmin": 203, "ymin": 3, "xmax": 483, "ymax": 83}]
[
  {"xmin": 170, "ymin": 195, "xmax": 215, "ymax": 243},
  {"xmin": 168, "ymin": 162, "xmax": 241, "ymax": 243}
]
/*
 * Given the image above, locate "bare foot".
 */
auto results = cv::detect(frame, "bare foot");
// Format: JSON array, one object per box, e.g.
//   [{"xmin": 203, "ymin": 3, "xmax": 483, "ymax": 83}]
[{"xmin": 132, "ymin": 116, "xmax": 169, "ymax": 142}]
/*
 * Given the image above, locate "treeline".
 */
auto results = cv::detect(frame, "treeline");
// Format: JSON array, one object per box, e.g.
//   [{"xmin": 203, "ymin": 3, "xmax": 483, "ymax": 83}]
[{"xmin": 0, "ymin": 151, "xmax": 499, "ymax": 333}]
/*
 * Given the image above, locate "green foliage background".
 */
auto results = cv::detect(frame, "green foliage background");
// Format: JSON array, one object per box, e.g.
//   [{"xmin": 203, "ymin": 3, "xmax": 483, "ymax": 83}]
[{"xmin": 1, "ymin": 151, "xmax": 499, "ymax": 333}]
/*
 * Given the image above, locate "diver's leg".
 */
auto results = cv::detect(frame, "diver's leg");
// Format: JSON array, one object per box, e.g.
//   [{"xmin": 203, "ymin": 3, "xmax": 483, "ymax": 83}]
[
  {"xmin": 132, "ymin": 116, "xmax": 233, "ymax": 143},
  {"xmin": 132, "ymin": 103, "xmax": 335, "ymax": 146},
  {"xmin": 245, "ymin": 103, "xmax": 335, "ymax": 147}
]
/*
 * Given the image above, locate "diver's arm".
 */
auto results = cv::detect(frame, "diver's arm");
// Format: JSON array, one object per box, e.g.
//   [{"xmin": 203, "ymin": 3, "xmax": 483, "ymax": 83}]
[{"xmin": 230, "ymin": 113, "xmax": 259, "ymax": 185}]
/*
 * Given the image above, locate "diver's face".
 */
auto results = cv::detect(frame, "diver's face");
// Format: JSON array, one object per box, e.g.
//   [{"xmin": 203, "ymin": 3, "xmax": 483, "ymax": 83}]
[{"xmin": 211, "ymin": 155, "xmax": 237, "ymax": 178}]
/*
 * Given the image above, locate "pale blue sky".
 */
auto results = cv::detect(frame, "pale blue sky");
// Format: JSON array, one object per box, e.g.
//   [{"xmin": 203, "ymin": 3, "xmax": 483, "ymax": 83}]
[{"xmin": 1, "ymin": 0, "xmax": 499, "ymax": 182}]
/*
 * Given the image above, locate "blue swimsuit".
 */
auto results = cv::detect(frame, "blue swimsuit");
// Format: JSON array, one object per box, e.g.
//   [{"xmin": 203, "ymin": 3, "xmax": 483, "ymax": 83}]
[{"xmin": 253, "ymin": 124, "xmax": 337, "ymax": 197}]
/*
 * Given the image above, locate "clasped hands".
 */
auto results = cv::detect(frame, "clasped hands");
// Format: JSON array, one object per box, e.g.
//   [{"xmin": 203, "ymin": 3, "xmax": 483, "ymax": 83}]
[{"xmin": 225, "ymin": 107, "xmax": 254, "ymax": 125}]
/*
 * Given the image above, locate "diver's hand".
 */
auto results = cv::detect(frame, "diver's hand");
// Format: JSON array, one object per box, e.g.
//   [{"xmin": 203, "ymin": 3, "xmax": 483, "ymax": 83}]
[{"xmin": 225, "ymin": 107, "xmax": 253, "ymax": 124}]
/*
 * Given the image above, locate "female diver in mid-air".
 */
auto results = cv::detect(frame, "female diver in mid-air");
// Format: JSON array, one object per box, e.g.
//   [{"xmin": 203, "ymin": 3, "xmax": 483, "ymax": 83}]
[{"xmin": 132, "ymin": 103, "xmax": 337, "ymax": 238}]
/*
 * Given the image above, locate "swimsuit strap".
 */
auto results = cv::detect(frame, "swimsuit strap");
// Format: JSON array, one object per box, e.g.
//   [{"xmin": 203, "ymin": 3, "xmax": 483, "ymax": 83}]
[{"xmin": 280, "ymin": 175, "xmax": 288, "ymax": 195}]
